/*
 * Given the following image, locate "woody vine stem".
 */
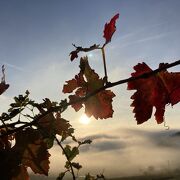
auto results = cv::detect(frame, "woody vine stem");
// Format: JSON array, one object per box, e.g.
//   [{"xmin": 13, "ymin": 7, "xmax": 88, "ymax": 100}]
[
  {"xmin": 101, "ymin": 47, "xmax": 108, "ymax": 83},
  {"xmin": 0, "ymin": 56, "xmax": 179, "ymax": 180},
  {"xmin": 0, "ymin": 59, "xmax": 179, "ymax": 138}
]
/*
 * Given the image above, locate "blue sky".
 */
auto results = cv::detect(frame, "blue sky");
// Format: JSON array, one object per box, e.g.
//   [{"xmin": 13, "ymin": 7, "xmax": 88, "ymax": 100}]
[{"xmin": 0, "ymin": 0, "xmax": 180, "ymax": 178}]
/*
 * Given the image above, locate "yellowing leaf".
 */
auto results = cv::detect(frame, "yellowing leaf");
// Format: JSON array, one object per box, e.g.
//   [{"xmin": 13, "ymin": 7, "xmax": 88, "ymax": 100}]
[
  {"xmin": 36, "ymin": 99, "xmax": 72, "ymax": 138},
  {"xmin": 12, "ymin": 166, "xmax": 29, "ymax": 180},
  {"xmin": 63, "ymin": 79, "xmax": 77, "ymax": 93},
  {"xmin": 85, "ymin": 90, "xmax": 115, "ymax": 119},
  {"xmin": 13, "ymin": 128, "xmax": 50, "ymax": 176},
  {"xmin": 55, "ymin": 112, "xmax": 73, "ymax": 137},
  {"xmin": 63, "ymin": 56, "xmax": 115, "ymax": 119}
]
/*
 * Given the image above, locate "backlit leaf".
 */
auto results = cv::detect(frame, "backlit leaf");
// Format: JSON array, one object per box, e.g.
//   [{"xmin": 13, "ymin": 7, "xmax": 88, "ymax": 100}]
[
  {"xmin": 63, "ymin": 145, "xmax": 79, "ymax": 161},
  {"xmin": 36, "ymin": 99, "xmax": 72, "ymax": 139},
  {"xmin": 128, "ymin": 62, "xmax": 180, "ymax": 124},
  {"xmin": 103, "ymin": 13, "xmax": 119, "ymax": 44},
  {"xmin": 13, "ymin": 128, "xmax": 50, "ymax": 176},
  {"xmin": 0, "ymin": 82, "xmax": 9, "ymax": 95},
  {"xmin": 63, "ymin": 79, "xmax": 77, "ymax": 93},
  {"xmin": 12, "ymin": 166, "xmax": 29, "ymax": 180},
  {"xmin": 63, "ymin": 56, "xmax": 115, "ymax": 119}
]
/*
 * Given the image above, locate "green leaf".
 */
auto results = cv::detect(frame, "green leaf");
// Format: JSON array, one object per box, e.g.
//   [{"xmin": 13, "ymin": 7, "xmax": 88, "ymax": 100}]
[
  {"xmin": 64, "ymin": 161, "xmax": 70, "ymax": 169},
  {"xmin": 63, "ymin": 145, "xmax": 79, "ymax": 161},
  {"xmin": 69, "ymin": 147, "xmax": 79, "ymax": 161},
  {"xmin": 71, "ymin": 162, "xmax": 82, "ymax": 170},
  {"xmin": 61, "ymin": 128, "xmax": 74, "ymax": 142},
  {"xmin": 56, "ymin": 172, "xmax": 66, "ymax": 180},
  {"xmin": 44, "ymin": 137, "xmax": 54, "ymax": 149}
]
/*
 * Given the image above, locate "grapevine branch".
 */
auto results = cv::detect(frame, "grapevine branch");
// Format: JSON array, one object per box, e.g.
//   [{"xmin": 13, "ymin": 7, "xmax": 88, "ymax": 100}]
[
  {"xmin": 0, "ymin": 59, "xmax": 179, "ymax": 138},
  {"xmin": 39, "ymin": 122, "xmax": 77, "ymax": 180},
  {"xmin": 55, "ymin": 136, "xmax": 76, "ymax": 180},
  {"xmin": 101, "ymin": 47, "xmax": 108, "ymax": 83},
  {"xmin": 72, "ymin": 44, "xmax": 101, "ymax": 52}
]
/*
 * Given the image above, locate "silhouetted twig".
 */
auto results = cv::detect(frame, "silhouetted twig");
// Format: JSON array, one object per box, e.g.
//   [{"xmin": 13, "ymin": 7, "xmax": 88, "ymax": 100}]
[{"xmin": 0, "ymin": 59, "xmax": 179, "ymax": 138}]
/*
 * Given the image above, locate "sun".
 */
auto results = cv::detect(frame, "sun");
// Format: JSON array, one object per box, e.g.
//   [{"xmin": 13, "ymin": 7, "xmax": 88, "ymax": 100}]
[
  {"xmin": 79, "ymin": 114, "xmax": 91, "ymax": 125},
  {"xmin": 88, "ymin": 53, "xmax": 93, "ymax": 58}
]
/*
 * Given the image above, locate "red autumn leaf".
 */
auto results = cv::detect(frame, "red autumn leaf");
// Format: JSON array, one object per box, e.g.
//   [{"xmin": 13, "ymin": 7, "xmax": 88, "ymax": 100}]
[
  {"xmin": 63, "ymin": 79, "xmax": 77, "ymax": 93},
  {"xmin": 63, "ymin": 56, "xmax": 115, "ymax": 119},
  {"xmin": 70, "ymin": 50, "xmax": 79, "ymax": 61},
  {"xmin": 0, "ymin": 82, "xmax": 9, "ymax": 95},
  {"xmin": 0, "ymin": 65, "xmax": 9, "ymax": 95},
  {"xmin": 84, "ymin": 89, "xmax": 115, "ymax": 119},
  {"xmin": 69, "ymin": 95, "xmax": 83, "ymax": 111},
  {"xmin": 103, "ymin": 13, "xmax": 119, "ymax": 44},
  {"xmin": 127, "ymin": 62, "xmax": 180, "ymax": 124},
  {"xmin": 63, "ymin": 73, "xmax": 86, "ymax": 93},
  {"xmin": 159, "ymin": 71, "xmax": 180, "ymax": 105}
]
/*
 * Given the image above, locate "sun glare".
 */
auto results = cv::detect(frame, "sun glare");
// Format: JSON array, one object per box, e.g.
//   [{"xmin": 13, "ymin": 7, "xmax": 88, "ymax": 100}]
[
  {"xmin": 88, "ymin": 53, "xmax": 93, "ymax": 58},
  {"xmin": 79, "ymin": 114, "xmax": 91, "ymax": 125}
]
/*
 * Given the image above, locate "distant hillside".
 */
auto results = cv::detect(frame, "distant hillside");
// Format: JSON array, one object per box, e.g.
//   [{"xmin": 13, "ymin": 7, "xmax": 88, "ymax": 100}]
[
  {"xmin": 110, "ymin": 175, "xmax": 180, "ymax": 180},
  {"xmin": 30, "ymin": 174, "xmax": 180, "ymax": 180}
]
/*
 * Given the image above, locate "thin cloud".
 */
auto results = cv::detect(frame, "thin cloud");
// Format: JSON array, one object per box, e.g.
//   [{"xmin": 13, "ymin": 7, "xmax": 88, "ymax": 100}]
[
  {"xmin": 0, "ymin": 61, "xmax": 31, "ymax": 73},
  {"xmin": 119, "ymin": 21, "xmax": 168, "ymax": 41},
  {"xmin": 144, "ymin": 130, "xmax": 180, "ymax": 149},
  {"xmin": 79, "ymin": 140, "xmax": 125, "ymax": 153},
  {"xmin": 118, "ymin": 32, "xmax": 168, "ymax": 49},
  {"xmin": 78, "ymin": 128, "xmax": 180, "ymax": 153},
  {"xmin": 48, "ymin": 128, "xmax": 180, "ymax": 177},
  {"xmin": 81, "ymin": 134, "xmax": 119, "ymax": 141},
  {"xmin": 4, "ymin": 62, "xmax": 26, "ymax": 72},
  {"xmin": 136, "ymin": 33, "xmax": 166, "ymax": 43}
]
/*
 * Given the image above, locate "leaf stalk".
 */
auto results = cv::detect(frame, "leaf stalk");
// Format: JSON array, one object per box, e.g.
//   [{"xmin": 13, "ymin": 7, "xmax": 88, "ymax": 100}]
[{"xmin": 101, "ymin": 47, "xmax": 108, "ymax": 84}]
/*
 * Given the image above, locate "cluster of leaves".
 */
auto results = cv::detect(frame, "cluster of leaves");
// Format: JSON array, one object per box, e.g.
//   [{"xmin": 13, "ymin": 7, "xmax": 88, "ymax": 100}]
[
  {"xmin": 0, "ymin": 13, "xmax": 179, "ymax": 180},
  {"xmin": 69, "ymin": 13, "xmax": 119, "ymax": 61},
  {"xmin": 63, "ymin": 57, "xmax": 115, "ymax": 119},
  {"xmin": 0, "ymin": 89, "xmax": 91, "ymax": 179},
  {"xmin": 65, "ymin": 13, "xmax": 180, "ymax": 125}
]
